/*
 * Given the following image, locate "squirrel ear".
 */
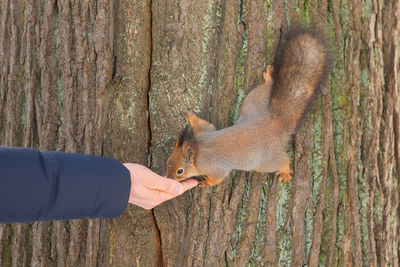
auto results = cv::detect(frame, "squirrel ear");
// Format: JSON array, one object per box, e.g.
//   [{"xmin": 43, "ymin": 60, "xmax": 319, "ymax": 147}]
[
  {"xmin": 183, "ymin": 142, "xmax": 196, "ymax": 164},
  {"xmin": 175, "ymin": 139, "xmax": 180, "ymax": 148},
  {"xmin": 185, "ymin": 110, "xmax": 215, "ymax": 134}
]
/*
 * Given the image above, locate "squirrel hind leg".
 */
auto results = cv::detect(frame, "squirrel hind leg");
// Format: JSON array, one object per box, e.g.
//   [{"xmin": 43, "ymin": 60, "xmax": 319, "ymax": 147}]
[
  {"xmin": 263, "ymin": 65, "xmax": 274, "ymax": 84},
  {"xmin": 275, "ymin": 160, "xmax": 293, "ymax": 183}
]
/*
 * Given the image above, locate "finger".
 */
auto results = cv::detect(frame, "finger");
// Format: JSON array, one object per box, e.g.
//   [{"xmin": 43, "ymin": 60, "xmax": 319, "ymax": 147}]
[
  {"xmin": 180, "ymin": 179, "xmax": 198, "ymax": 191},
  {"xmin": 150, "ymin": 176, "xmax": 184, "ymax": 195},
  {"xmin": 150, "ymin": 179, "xmax": 198, "ymax": 204}
]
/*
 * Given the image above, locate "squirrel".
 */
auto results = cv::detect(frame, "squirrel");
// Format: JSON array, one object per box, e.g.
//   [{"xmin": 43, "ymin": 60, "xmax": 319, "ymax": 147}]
[{"xmin": 166, "ymin": 28, "xmax": 330, "ymax": 186}]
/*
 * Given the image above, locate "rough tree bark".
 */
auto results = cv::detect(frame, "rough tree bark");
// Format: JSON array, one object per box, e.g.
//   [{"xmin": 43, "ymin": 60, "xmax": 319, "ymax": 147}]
[{"xmin": 0, "ymin": 0, "xmax": 399, "ymax": 266}]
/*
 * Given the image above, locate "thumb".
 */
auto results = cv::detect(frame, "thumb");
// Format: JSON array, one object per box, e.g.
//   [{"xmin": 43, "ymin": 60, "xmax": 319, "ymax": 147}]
[{"xmin": 152, "ymin": 177, "xmax": 184, "ymax": 195}]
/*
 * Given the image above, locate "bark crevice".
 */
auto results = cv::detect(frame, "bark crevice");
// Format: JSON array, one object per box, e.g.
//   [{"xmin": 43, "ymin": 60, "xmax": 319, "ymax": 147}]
[{"xmin": 147, "ymin": 1, "xmax": 163, "ymax": 266}]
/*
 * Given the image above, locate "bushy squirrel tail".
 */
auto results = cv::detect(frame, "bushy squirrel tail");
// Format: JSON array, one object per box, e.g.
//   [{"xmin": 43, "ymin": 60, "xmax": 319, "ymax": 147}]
[{"xmin": 270, "ymin": 28, "xmax": 330, "ymax": 133}]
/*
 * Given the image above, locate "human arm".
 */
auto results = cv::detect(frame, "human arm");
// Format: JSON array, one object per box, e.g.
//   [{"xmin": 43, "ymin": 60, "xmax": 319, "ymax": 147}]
[
  {"xmin": 0, "ymin": 147, "xmax": 198, "ymax": 223},
  {"xmin": 0, "ymin": 146, "xmax": 131, "ymax": 223}
]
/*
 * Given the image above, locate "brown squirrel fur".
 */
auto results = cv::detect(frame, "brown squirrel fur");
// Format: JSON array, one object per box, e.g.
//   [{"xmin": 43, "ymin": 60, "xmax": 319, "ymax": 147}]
[{"xmin": 166, "ymin": 28, "xmax": 330, "ymax": 186}]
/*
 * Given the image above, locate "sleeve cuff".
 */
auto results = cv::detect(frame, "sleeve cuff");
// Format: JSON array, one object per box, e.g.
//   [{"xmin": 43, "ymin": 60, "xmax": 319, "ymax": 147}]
[{"xmin": 40, "ymin": 151, "xmax": 131, "ymax": 221}]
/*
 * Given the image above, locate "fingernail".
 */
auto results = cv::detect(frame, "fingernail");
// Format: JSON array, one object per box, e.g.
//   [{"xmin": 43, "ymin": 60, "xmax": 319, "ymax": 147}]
[{"xmin": 174, "ymin": 184, "xmax": 183, "ymax": 195}]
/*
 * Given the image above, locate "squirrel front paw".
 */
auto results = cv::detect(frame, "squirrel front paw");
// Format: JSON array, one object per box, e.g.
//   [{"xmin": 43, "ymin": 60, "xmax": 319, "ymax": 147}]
[
  {"xmin": 192, "ymin": 175, "xmax": 207, "ymax": 182},
  {"xmin": 199, "ymin": 175, "xmax": 225, "ymax": 187}
]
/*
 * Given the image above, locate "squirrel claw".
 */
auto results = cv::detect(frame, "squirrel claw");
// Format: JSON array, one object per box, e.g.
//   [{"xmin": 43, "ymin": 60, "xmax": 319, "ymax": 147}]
[
  {"xmin": 276, "ymin": 161, "xmax": 292, "ymax": 183},
  {"xmin": 277, "ymin": 171, "xmax": 292, "ymax": 183},
  {"xmin": 192, "ymin": 175, "xmax": 207, "ymax": 182},
  {"xmin": 200, "ymin": 175, "xmax": 225, "ymax": 187},
  {"xmin": 276, "ymin": 161, "xmax": 293, "ymax": 183}
]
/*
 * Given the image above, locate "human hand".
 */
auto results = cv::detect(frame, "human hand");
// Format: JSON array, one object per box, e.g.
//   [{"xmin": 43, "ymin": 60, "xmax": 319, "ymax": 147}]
[{"xmin": 123, "ymin": 163, "xmax": 198, "ymax": 210}]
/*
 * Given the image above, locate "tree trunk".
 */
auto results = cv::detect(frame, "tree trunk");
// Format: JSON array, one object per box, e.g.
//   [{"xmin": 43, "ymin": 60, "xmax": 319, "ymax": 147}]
[{"xmin": 0, "ymin": 0, "xmax": 399, "ymax": 266}]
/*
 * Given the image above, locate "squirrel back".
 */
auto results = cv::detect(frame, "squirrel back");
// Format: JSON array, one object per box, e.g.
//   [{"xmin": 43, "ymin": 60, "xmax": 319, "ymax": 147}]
[
  {"xmin": 270, "ymin": 28, "xmax": 329, "ymax": 133},
  {"xmin": 166, "ymin": 28, "xmax": 330, "ymax": 186}
]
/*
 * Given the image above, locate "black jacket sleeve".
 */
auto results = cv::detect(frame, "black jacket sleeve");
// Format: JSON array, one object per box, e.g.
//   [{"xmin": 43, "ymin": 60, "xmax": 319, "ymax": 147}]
[{"xmin": 0, "ymin": 146, "xmax": 131, "ymax": 223}]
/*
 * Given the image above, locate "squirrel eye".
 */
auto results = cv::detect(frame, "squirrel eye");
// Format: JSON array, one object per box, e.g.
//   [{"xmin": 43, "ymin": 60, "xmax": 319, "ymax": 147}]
[{"xmin": 177, "ymin": 168, "xmax": 184, "ymax": 175}]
